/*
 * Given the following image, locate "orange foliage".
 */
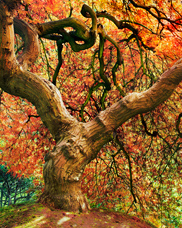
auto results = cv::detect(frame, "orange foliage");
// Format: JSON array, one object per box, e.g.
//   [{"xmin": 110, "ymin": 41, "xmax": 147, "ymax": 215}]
[
  {"xmin": 1, "ymin": 0, "xmax": 182, "ymax": 227},
  {"xmin": 0, "ymin": 93, "xmax": 55, "ymax": 179}
]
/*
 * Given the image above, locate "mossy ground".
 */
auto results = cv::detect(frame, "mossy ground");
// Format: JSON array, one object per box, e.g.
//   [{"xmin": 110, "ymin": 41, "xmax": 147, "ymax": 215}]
[{"xmin": 0, "ymin": 202, "xmax": 156, "ymax": 228}]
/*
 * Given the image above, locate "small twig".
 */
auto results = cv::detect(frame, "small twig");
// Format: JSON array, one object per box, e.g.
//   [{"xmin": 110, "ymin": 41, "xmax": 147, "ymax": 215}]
[
  {"xmin": 176, "ymin": 113, "xmax": 182, "ymax": 137},
  {"xmin": 26, "ymin": 114, "xmax": 39, "ymax": 123},
  {"xmin": 140, "ymin": 114, "xmax": 158, "ymax": 137},
  {"xmin": 115, "ymin": 136, "xmax": 137, "ymax": 203}
]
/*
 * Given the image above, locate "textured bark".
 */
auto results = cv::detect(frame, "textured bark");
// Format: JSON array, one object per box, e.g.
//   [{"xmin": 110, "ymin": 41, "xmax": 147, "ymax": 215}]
[
  {"xmin": 13, "ymin": 18, "xmax": 40, "ymax": 70},
  {"xmin": 39, "ymin": 123, "xmax": 92, "ymax": 211},
  {"xmin": 0, "ymin": 1, "xmax": 182, "ymax": 212},
  {"xmin": 84, "ymin": 61, "xmax": 182, "ymax": 152},
  {"xmin": 0, "ymin": 6, "xmax": 76, "ymax": 141}
]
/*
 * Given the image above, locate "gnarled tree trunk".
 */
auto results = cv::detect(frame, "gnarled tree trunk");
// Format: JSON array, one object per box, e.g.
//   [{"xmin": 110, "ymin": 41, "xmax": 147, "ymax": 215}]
[
  {"xmin": 38, "ymin": 121, "xmax": 94, "ymax": 211},
  {"xmin": 0, "ymin": 0, "xmax": 182, "ymax": 212}
]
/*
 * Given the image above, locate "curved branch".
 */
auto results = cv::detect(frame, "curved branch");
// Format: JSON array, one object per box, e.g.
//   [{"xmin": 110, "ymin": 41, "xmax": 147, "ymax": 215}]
[
  {"xmin": 97, "ymin": 24, "xmax": 123, "ymax": 65},
  {"xmin": 14, "ymin": 18, "xmax": 40, "ymax": 70},
  {"xmin": 0, "ymin": 4, "xmax": 77, "ymax": 141},
  {"xmin": 140, "ymin": 114, "xmax": 158, "ymax": 137},
  {"xmin": 37, "ymin": 5, "xmax": 97, "ymax": 52},
  {"xmin": 37, "ymin": 17, "xmax": 89, "ymax": 38},
  {"xmin": 81, "ymin": 4, "xmax": 97, "ymax": 31},
  {"xmin": 85, "ymin": 9, "xmax": 156, "ymax": 51},
  {"xmin": 84, "ymin": 10, "xmax": 139, "ymax": 34},
  {"xmin": 97, "ymin": 24, "xmax": 123, "ymax": 92},
  {"xmin": 85, "ymin": 59, "xmax": 182, "ymax": 154}
]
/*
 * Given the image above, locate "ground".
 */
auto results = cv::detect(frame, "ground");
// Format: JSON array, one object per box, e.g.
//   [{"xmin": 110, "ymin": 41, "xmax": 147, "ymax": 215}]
[{"xmin": 0, "ymin": 202, "xmax": 156, "ymax": 228}]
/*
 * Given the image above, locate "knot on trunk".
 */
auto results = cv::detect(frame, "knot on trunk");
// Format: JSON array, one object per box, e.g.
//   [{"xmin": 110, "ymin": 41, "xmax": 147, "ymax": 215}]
[{"xmin": 44, "ymin": 136, "xmax": 89, "ymax": 184}]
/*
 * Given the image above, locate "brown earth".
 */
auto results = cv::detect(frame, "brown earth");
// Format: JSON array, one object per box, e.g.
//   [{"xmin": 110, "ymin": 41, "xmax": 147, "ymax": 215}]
[{"xmin": 0, "ymin": 202, "xmax": 156, "ymax": 228}]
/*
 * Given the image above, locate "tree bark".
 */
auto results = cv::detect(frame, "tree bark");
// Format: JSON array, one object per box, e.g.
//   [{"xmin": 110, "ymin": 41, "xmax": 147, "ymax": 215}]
[
  {"xmin": 0, "ymin": 1, "xmax": 182, "ymax": 212},
  {"xmin": 39, "ymin": 128, "xmax": 92, "ymax": 211}
]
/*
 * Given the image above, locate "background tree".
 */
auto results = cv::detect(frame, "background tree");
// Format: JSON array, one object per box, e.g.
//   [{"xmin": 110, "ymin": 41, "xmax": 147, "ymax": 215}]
[
  {"xmin": 0, "ymin": 0, "xmax": 182, "ymax": 226},
  {"xmin": 0, "ymin": 165, "xmax": 34, "ymax": 207}
]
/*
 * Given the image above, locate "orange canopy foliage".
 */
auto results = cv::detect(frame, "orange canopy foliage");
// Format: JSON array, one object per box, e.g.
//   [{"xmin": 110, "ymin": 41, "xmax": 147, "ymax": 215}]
[{"xmin": 0, "ymin": 0, "xmax": 182, "ymax": 226}]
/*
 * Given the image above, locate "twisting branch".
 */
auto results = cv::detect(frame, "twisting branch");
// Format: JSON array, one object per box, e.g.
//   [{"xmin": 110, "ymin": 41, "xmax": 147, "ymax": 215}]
[
  {"xmin": 98, "ymin": 24, "xmax": 111, "ymax": 91},
  {"xmin": 37, "ymin": 4, "xmax": 97, "ymax": 52},
  {"xmin": 97, "ymin": 24, "xmax": 124, "ymax": 96},
  {"xmin": 97, "ymin": 24, "xmax": 123, "ymax": 65},
  {"xmin": 84, "ymin": 8, "xmax": 157, "ymax": 51},
  {"xmin": 84, "ymin": 9, "xmax": 139, "ymax": 34},
  {"xmin": 52, "ymin": 43, "xmax": 63, "ymax": 85},
  {"xmin": 81, "ymin": 4, "xmax": 97, "ymax": 32}
]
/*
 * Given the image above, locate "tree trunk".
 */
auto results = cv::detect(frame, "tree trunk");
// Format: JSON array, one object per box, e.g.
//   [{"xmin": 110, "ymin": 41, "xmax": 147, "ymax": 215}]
[
  {"xmin": 39, "ymin": 126, "xmax": 93, "ymax": 212},
  {"xmin": 1, "ymin": 0, "xmax": 182, "ymax": 212},
  {"xmin": 39, "ymin": 159, "xmax": 89, "ymax": 212}
]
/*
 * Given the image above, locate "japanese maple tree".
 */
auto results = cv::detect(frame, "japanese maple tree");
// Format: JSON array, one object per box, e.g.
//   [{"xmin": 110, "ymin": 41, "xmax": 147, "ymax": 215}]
[{"xmin": 0, "ymin": 0, "xmax": 182, "ymax": 215}]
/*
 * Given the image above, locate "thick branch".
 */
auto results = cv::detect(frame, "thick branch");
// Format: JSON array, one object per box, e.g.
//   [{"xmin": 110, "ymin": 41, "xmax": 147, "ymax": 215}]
[
  {"xmin": 1, "ymin": 1, "xmax": 182, "ymax": 160},
  {"xmin": 37, "ymin": 4, "xmax": 97, "ymax": 52},
  {"xmin": 85, "ymin": 60, "xmax": 182, "ymax": 155},
  {"xmin": 0, "ymin": 4, "xmax": 77, "ymax": 141}
]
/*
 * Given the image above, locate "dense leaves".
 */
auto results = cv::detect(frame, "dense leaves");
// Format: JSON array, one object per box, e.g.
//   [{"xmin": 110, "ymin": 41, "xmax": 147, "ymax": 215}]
[{"xmin": 0, "ymin": 0, "xmax": 182, "ymax": 227}]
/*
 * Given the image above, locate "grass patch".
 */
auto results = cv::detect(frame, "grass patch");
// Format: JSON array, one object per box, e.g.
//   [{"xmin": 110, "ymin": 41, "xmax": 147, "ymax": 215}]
[{"xmin": 0, "ymin": 201, "xmax": 44, "ymax": 228}]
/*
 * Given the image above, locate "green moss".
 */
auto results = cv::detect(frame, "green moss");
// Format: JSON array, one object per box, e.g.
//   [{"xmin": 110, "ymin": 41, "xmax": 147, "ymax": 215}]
[{"xmin": 0, "ymin": 202, "xmax": 44, "ymax": 228}]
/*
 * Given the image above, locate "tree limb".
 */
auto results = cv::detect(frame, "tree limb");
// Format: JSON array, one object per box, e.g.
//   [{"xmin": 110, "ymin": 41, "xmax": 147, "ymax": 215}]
[
  {"xmin": 85, "ymin": 60, "xmax": 182, "ymax": 153},
  {"xmin": 37, "ymin": 4, "xmax": 97, "ymax": 52},
  {"xmin": 1, "ymin": 1, "xmax": 182, "ymax": 156},
  {"xmin": 0, "ymin": 4, "xmax": 77, "ymax": 141}
]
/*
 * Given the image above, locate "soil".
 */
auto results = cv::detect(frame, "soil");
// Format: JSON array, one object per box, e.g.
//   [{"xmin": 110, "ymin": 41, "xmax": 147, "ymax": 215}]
[{"xmin": 0, "ymin": 202, "xmax": 156, "ymax": 228}]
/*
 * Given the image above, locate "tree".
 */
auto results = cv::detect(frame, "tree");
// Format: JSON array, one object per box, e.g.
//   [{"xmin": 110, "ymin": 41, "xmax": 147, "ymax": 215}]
[
  {"xmin": 0, "ymin": 0, "xmax": 181, "ymax": 213},
  {"xmin": 0, "ymin": 165, "xmax": 34, "ymax": 207}
]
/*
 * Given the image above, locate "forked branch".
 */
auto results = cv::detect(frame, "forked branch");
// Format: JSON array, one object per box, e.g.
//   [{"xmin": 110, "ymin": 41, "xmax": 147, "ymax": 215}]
[{"xmin": 0, "ymin": 1, "xmax": 182, "ymax": 152}]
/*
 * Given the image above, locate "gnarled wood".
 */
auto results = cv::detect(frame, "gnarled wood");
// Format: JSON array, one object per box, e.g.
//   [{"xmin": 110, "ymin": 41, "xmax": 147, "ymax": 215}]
[
  {"xmin": 0, "ymin": 0, "xmax": 182, "ymax": 212},
  {"xmin": 85, "ymin": 62, "xmax": 182, "ymax": 153},
  {"xmin": 0, "ymin": 5, "xmax": 77, "ymax": 141},
  {"xmin": 39, "ymin": 123, "xmax": 92, "ymax": 211},
  {"xmin": 14, "ymin": 18, "xmax": 40, "ymax": 70}
]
